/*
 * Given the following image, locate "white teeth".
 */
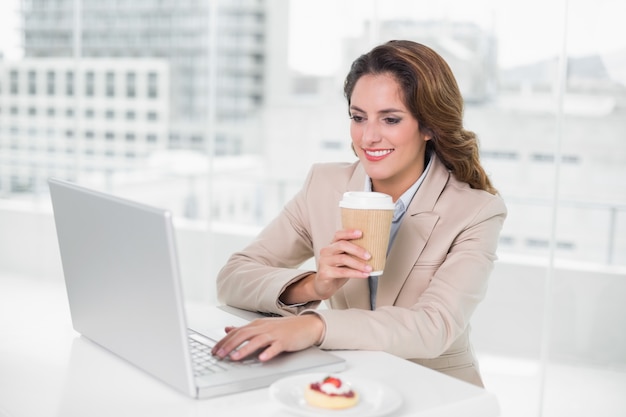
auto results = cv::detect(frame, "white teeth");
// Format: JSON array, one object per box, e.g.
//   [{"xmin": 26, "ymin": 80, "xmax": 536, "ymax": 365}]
[{"xmin": 365, "ymin": 149, "xmax": 392, "ymax": 157}]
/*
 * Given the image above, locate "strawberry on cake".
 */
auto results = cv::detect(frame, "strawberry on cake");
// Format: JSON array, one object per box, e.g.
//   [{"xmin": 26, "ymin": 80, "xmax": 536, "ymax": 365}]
[{"xmin": 304, "ymin": 375, "xmax": 359, "ymax": 410}]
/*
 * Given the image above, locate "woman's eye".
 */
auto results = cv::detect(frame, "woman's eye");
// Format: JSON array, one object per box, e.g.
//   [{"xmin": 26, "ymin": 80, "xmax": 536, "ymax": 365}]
[
  {"xmin": 384, "ymin": 117, "xmax": 401, "ymax": 125},
  {"xmin": 350, "ymin": 115, "xmax": 365, "ymax": 123}
]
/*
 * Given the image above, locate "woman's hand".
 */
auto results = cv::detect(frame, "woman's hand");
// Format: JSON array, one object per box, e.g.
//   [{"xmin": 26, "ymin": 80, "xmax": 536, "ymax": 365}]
[
  {"xmin": 315, "ymin": 229, "xmax": 373, "ymax": 295},
  {"xmin": 280, "ymin": 229, "xmax": 373, "ymax": 304},
  {"xmin": 211, "ymin": 314, "xmax": 325, "ymax": 362}
]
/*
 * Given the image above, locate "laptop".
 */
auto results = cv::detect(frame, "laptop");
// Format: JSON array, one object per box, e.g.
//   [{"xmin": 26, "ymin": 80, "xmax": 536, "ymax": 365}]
[{"xmin": 48, "ymin": 177, "xmax": 346, "ymax": 399}]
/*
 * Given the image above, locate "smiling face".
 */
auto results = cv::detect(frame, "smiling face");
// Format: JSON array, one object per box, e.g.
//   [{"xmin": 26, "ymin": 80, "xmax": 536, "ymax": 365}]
[{"xmin": 349, "ymin": 73, "xmax": 432, "ymax": 201}]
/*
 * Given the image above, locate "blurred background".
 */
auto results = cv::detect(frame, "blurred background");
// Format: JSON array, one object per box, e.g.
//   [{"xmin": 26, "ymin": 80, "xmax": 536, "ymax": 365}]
[{"xmin": 0, "ymin": 0, "xmax": 624, "ymax": 416}]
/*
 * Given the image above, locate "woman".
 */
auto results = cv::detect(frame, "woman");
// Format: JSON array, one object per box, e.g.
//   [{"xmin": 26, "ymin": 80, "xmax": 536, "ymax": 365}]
[{"xmin": 213, "ymin": 40, "xmax": 506, "ymax": 387}]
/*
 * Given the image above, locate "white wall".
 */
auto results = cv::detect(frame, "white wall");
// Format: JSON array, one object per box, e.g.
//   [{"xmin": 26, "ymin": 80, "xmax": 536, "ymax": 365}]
[{"xmin": 472, "ymin": 255, "xmax": 626, "ymax": 366}]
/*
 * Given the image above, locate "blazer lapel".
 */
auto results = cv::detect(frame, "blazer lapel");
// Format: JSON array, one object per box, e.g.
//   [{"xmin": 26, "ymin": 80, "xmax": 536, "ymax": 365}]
[
  {"xmin": 377, "ymin": 213, "xmax": 439, "ymax": 307},
  {"xmin": 377, "ymin": 156, "xmax": 450, "ymax": 307}
]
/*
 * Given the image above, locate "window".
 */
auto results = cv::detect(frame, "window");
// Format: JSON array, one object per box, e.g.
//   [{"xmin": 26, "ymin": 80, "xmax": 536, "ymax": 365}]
[
  {"xmin": 9, "ymin": 70, "xmax": 18, "ymax": 95},
  {"xmin": 147, "ymin": 72, "xmax": 158, "ymax": 98},
  {"xmin": 28, "ymin": 70, "xmax": 37, "ymax": 95},
  {"xmin": 85, "ymin": 71, "xmax": 95, "ymax": 96},
  {"xmin": 526, "ymin": 238, "xmax": 550, "ymax": 248},
  {"xmin": 47, "ymin": 71, "xmax": 55, "ymax": 95},
  {"xmin": 106, "ymin": 71, "xmax": 115, "ymax": 97},
  {"xmin": 562, "ymin": 155, "xmax": 580, "ymax": 164},
  {"xmin": 126, "ymin": 72, "xmax": 136, "ymax": 98},
  {"xmin": 321, "ymin": 140, "xmax": 342, "ymax": 150},
  {"xmin": 530, "ymin": 153, "xmax": 555, "ymax": 162},
  {"xmin": 482, "ymin": 150, "xmax": 519, "ymax": 160},
  {"xmin": 1, "ymin": 5, "xmax": 625, "ymax": 416},
  {"xmin": 66, "ymin": 71, "xmax": 74, "ymax": 96}
]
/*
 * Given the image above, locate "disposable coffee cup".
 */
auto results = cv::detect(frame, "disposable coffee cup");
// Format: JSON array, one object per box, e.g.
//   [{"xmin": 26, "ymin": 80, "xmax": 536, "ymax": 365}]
[{"xmin": 339, "ymin": 191, "xmax": 395, "ymax": 276}]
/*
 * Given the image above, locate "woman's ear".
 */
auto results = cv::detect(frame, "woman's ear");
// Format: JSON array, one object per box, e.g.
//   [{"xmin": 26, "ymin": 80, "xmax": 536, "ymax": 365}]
[{"xmin": 422, "ymin": 127, "xmax": 434, "ymax": 142}]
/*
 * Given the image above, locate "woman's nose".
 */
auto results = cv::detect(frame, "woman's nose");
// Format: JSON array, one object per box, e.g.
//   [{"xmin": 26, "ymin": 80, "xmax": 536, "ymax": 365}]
[{"xmin": 362, "ymin": 121, "xmax": 382, "ymax": 145}]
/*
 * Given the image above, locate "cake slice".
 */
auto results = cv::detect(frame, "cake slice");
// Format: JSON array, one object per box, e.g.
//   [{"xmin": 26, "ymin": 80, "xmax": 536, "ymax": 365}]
[{"xmin": 304, "ymin": 376, "xmax": 359, "ymax": 409}]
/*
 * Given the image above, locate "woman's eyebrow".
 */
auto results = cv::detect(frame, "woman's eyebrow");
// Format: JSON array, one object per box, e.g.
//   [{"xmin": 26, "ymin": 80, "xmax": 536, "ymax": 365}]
[
  {"xmin": 378, "ymin": 108, "xmax": 405, "ymax": 114},
  {"xmin": 349, "ymin": 105, "xmax": 365, "ymax": 113},
  {"xmin": 350, "ymin": 105, "xmax": 406, "ymax": 114}
]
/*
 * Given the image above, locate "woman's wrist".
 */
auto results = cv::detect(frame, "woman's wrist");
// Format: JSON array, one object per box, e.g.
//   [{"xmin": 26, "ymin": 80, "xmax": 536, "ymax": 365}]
[
  {"xmin": 300, "ymin": 311, "xmax": 326, "ymax": 346},
  {"xmin": 279, "ymin": 273, "xmax": 318, "ymax": 305}
]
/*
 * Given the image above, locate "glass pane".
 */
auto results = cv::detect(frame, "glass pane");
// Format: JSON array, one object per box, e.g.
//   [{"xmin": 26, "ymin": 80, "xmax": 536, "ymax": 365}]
[
  {"xmin": 0, "ymin": 1, "xmax": 624, "ymax": 415},
  {"xmin": 286, "ymin": 1, "xmax": 625, "ymax": 416},
  {"xmin": 544, "ymin": 1, "xmax": 626, "ymax": 416}
]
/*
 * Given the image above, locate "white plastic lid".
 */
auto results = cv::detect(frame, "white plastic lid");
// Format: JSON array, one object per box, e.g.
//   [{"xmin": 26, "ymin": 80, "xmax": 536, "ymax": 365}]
[{"xmin": 339, "ymin": 191, "xmax": 395, "ymax": 210}]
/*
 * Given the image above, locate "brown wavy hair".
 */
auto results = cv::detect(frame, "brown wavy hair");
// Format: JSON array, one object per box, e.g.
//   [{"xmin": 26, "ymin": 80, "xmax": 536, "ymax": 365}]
[{"xmin": 344, "ymin": 40, "xmax": 497, "ymax": 195}]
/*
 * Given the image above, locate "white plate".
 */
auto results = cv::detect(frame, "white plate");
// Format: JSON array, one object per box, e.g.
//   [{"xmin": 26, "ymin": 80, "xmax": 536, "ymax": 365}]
[{"xmin": 269, "ymin": 373, "xmax": 403, "ymax": 417}]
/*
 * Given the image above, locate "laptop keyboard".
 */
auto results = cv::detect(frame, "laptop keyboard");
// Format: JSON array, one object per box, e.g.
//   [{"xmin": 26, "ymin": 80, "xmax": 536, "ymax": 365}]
[{"xmin": 188, "ymin": 331, "xmax": 262, "ymax": 377}]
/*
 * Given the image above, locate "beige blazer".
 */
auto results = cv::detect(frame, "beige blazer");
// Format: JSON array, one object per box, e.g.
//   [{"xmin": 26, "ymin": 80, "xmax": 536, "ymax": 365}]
[{"xmin": 217, "ymin": 155, "xmax": 507, "ymax": 386}]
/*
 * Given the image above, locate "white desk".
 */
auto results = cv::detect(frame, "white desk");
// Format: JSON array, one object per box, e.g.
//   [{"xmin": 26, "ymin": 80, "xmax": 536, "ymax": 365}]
[{"xmin": 0, "ymin": 275, "xmax": 499, "ymax": 417}]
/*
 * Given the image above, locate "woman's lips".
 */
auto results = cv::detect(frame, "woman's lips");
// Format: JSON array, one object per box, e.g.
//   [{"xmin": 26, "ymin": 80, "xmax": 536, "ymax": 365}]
[{"xmin": 363, "ymin": 149, "xmax": 393, "ymax": 161}]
